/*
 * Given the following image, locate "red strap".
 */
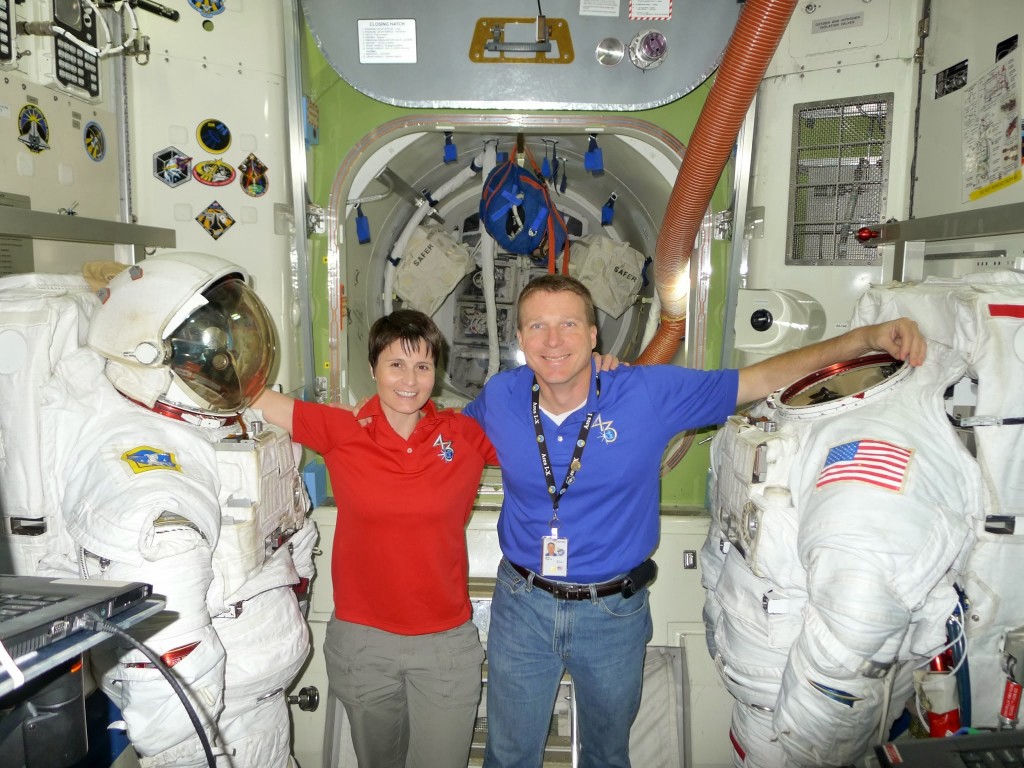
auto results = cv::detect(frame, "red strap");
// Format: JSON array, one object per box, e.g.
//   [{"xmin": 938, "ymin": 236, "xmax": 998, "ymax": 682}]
[
  {"xmin": 524, "ymin": 146, "xmax": 545, "ymax": 179},
  {"xmin": 557, "ymin": 209, "xmax": 570, "ymax": 275},
  {"xmin": 548, "ymin": 201, "xmax": 570, "ymax": 274},
  {"xmin": 989, "ymin": 304, "xmax": 1024, "ymax": 318},
  {"xmin": 537, "ymin": 182, "xmax": 570, "ymax": 274},
  {"xmin": 547, "ymin": 234, "xmax": 556, "ymax": 273},
  {"xmin": 729, "ymin": 729, "xmax": 746, "ymax": 761}
]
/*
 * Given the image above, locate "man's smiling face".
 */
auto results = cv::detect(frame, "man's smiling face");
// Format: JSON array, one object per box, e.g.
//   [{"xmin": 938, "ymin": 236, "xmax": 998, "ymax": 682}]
[{"xmin": 516, "ymin": 288, "xmax": 598, "ymax": 397}]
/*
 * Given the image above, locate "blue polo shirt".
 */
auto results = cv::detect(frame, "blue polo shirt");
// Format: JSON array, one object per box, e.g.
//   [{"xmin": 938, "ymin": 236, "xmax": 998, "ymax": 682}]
[{"xmin": 465, "ymin": 361, "xmax": 738, "ymax": 583}]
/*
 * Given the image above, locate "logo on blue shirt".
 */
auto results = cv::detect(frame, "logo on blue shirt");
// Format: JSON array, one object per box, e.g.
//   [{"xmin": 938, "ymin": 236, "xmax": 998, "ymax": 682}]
[{"xmin": 593, "ymin": 414, "xmax": 617, "ymax": 444}]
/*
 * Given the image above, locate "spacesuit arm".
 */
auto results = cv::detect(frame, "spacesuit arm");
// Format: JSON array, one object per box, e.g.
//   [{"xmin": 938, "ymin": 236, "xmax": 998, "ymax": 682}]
[
  {"xmin": 772, "ymin": 552, "xmax": 911, "ymax": 766},
  {"xmin": 736, "ymin": 318, "xmax": 927, "ymax": 406},
  {"xmin": 773, "ymin": 479, "xmax": 968, "ymax": 766},
  {"xmin": 252, "ymin": 387, "xmax": 294, "ymax": 434},
  {"xmin": 699, "ymin": 515, "xmax": 729, "ymax": 659},
  {"xmin": 94, "ymin": 546, "xmax": 226, "ymax": 763}
]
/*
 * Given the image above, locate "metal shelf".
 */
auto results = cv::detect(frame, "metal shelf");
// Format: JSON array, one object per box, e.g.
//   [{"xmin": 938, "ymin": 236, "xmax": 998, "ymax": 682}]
[{"xmin": 0, "ymin": 206, "xmax": 175, "ymax": 248}]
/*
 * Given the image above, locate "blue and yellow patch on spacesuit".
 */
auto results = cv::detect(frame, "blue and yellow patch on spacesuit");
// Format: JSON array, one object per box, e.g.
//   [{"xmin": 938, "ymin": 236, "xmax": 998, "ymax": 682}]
[{"xmin": 121, "ymin": 446, "xmax": 182, "ymax": 474}]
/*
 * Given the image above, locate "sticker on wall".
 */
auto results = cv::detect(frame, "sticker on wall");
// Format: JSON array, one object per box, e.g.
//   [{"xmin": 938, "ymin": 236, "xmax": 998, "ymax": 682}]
[
  {"xmin": 17, "ymin": 104, "xmax": 50, "ymax": 154},
  {"xmin": 153, "ymin": 146, "xmax": 193, "ymax": 187},
  {"xmin": 83, "ymin": 122, "xmax": 105, "ymax": 161},
  {"xmin": 238, "ymin": 153, "xmax": 269, "ymax": 197},
  {"xmin": 196, "ymin": 118, "xmax": 231, "ymax": 154},
  {"xmin": 196, "ymin": 200, "xmax": 235, "ymax": 240},
  {"xmin": 304, "ymin": 96, "xmax": 319, "ymax": 145},
  {"xmin": 193, "ymin": 158, "xmax": 236, "ymax": 186},
  {"xmin": 187, "ymin": 0, "xmax": 225, "ymax": 18}
]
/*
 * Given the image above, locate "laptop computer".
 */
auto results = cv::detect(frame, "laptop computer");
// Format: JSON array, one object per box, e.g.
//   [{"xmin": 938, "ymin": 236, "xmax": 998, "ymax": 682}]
[
  {"xmin": 0, "ymin": 574, "xmax": 152, "ymax": 661},
  {"xmin": 876, "ymin": 729, "xmax": 1024, "ymax": 767}
]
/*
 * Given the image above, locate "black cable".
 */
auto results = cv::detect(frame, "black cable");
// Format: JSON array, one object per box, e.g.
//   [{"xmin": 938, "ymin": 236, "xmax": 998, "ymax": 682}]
[
  {"xmin": 907, "ymin": 0, "xmax": 930, "ymax": 219},
  {"xmin": 81, "ymin": 612, "xmax": 217, "ymax": 768},
  {"xmin": 537, "ymin": 0, "xmax": 543, "ymax": 15},
  {"xmin": 134, "ymin": 0, "xmax": 181, "ymax": 21}
]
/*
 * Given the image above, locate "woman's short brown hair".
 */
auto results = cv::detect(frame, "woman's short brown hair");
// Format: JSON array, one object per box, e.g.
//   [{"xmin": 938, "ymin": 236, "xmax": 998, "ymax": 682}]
[{"xmin": 368, "ymin": 309, "xmax": 446, "ymax": 368}]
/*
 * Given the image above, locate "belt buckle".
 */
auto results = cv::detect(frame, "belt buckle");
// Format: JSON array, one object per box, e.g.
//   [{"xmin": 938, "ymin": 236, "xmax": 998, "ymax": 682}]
[{"xmin": 546, "ymin": 580, "xmax": 572, "ymax": 599}]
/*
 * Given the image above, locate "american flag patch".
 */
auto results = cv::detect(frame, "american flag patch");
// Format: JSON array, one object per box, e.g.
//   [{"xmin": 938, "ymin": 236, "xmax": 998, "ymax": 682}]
[{"xmin": 816, "ymin": 439, "xmax": 912, "ymax": 492}]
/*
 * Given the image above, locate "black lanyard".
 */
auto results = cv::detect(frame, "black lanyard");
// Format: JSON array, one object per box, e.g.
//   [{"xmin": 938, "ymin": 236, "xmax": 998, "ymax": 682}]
[{"xmin": 530, "ymin": 376, "xmax": 597, "ymax": 532}]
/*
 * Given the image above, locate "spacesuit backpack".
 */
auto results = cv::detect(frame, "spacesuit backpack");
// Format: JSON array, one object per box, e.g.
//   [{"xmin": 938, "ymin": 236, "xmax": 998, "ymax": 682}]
[{"xmin": 0, "ymin": 272, "xmax": 99, "ymax": 574}]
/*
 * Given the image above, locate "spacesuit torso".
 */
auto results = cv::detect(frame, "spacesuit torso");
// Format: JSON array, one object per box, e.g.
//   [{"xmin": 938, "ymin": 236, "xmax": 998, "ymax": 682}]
[{"xmin": 703, "ymin": 345, "xmax": 983, "ymax": 767}]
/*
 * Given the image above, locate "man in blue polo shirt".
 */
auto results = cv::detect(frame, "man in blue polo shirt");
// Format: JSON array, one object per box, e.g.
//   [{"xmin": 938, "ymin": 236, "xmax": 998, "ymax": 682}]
[{"xmin": 464, "ymin": 274, "xmax": 926, "ymax": 768}]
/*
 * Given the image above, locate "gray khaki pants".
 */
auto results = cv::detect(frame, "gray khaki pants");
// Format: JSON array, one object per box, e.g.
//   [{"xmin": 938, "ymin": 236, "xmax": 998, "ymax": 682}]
[{"xmin": 324, "ymin": 617, "xmax": 485, "ymax": 768}]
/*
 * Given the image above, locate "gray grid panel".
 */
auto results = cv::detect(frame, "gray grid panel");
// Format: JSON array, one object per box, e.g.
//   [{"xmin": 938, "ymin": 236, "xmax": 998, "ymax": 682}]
[{"xmin": 786, "ymin": 94, "xmax": 894, "ymax": 266}]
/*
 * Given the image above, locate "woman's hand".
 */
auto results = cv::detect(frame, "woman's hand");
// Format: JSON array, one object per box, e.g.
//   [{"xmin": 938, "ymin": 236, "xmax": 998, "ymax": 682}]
[{"xmin": 592, "ymin": 351, "xmax": 626, "ymax": 372}]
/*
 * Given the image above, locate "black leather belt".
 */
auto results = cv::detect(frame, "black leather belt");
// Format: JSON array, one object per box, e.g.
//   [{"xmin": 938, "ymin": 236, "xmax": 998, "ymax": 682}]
[{"xmin": 509, "ymin": 561, "xmax": 630, "ymax": 600}]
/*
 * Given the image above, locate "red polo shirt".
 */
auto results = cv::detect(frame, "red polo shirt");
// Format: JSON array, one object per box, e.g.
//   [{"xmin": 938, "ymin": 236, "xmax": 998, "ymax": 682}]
[{"xmin": 293, "ymin": 397, "xmax": 497, "ymax": 634}]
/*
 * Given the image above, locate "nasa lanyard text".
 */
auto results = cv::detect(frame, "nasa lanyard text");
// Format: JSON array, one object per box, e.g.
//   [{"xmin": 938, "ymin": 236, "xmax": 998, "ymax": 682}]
[{"xmin": 531, "ymin": 377, "xmax": 596, "ymax": 577}]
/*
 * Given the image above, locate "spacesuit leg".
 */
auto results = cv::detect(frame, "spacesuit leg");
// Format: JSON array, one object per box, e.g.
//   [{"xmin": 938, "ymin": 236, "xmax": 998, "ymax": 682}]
[
  {"xmin": 729, "ymin": 703, "xmax": 790, "ymax": 768},
  {"xmin": 89, "ymin": 540, "xmax": 227, "ymax": 766},
  {"xmin": 209, "ymin": 518, "xmax": 315, "ymax": 767},
  {"xmin": 772, "ymin": 562, "xmax": 914, "ymax": 766},
  {"xmin": 213, "ymin": 587, "xmax": 309, "ymax": 767}
]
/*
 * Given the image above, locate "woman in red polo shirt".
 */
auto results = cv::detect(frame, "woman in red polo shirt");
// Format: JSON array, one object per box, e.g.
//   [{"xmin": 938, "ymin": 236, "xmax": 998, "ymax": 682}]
[{"xmin": 255, "ymin": 309, "xmax": 496, "ymax": 768}]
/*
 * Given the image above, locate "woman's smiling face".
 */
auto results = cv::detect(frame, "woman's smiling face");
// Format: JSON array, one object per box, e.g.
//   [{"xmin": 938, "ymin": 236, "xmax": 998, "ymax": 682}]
[{"xmin": 372, "ymin": 338, "xmax": 435, "ymax": 423}]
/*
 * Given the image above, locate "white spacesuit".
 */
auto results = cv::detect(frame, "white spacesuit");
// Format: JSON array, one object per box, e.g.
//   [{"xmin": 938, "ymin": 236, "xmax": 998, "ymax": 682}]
[
  {"xmin": 702, "ymin": 294, "xmax": 985, "ymax": 766},
  {"xmin": 850, "ymin": 272, "xmax": 1024, "ymax": 735},
  {"xmin": 0, "ymin": 254, "xmax": 314, "ymax": 767}
]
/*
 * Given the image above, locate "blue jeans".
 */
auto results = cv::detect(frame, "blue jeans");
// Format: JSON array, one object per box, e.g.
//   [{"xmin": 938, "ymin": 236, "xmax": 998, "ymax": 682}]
[{"xmin": 483, "ymin": 557, "xmax": 653, "ymax": 768}]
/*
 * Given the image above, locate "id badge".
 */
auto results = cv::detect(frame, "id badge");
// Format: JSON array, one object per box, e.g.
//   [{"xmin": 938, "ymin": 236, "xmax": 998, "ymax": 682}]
[{"xmin": 541, "ymin": 535, "xmax": 568, "ymax": 577}]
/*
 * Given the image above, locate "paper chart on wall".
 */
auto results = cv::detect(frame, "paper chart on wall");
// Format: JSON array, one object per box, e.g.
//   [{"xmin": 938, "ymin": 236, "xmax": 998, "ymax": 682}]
[{"xmin": 962, "ymin": 50, "xmax": 1021, "ymax": 202}]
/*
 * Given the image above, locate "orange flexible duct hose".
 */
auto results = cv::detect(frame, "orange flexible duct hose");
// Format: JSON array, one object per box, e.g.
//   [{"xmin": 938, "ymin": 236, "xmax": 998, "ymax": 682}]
[{"xmin": 637, "ymin": 0, "xmax": 798, "ymax": 366}]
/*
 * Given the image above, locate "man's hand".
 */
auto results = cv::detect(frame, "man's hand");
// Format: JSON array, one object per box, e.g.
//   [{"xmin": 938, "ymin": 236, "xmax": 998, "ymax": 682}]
[{"xmin": 865, "ymin": 317, "xmax": 927, "ymax": 367}]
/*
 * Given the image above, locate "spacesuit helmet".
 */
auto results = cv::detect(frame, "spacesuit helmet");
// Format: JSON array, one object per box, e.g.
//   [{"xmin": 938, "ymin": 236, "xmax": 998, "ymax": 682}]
[{"xmin": 87, "ymin": 252, "xmax": 276, "ymax": 416}]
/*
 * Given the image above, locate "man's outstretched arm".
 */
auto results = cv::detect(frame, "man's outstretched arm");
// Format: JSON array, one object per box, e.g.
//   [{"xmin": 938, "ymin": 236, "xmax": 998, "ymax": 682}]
[{"xmin": 735, "ymin": 318, "xmax": 926, "ymax": 407}]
